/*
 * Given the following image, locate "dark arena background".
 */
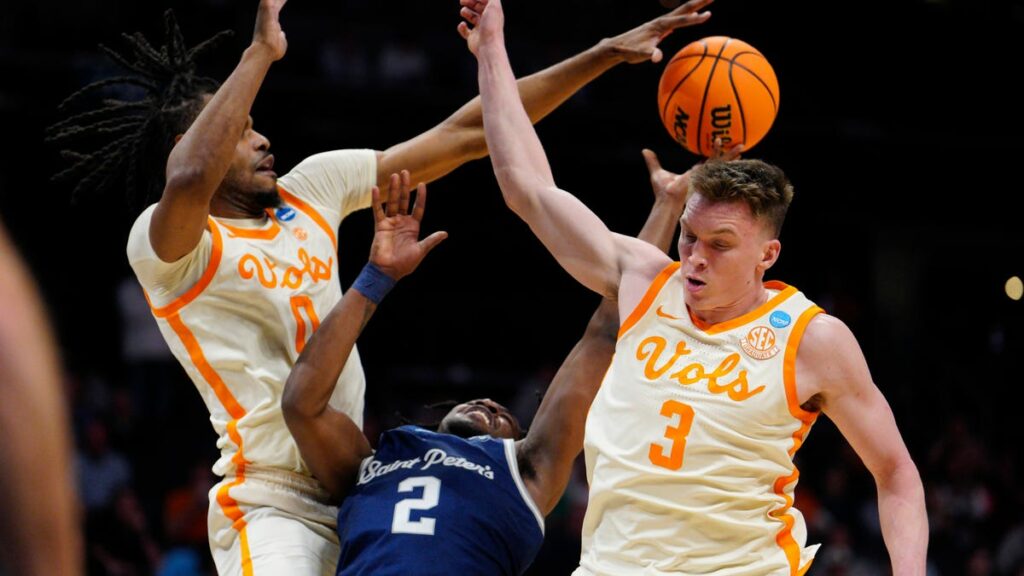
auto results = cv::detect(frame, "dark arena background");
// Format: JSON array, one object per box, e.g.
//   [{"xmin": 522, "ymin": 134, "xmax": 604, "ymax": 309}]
[{"xmin": 1, "ymin": 0, "xmax": 1022, "ymax": 574}]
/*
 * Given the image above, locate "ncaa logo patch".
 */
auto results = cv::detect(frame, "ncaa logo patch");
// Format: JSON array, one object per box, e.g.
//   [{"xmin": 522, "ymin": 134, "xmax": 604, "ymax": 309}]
[
  {"xmin": 769, "ymin": 310, "xmax": 791, "ymax": 329},
  {"xmin": 741, "ymin": 326, "xmax": 780, "ymax": 360},
  {"xmin": 276, "ymin": 207, "xmax": 297, "ymax": 222}
]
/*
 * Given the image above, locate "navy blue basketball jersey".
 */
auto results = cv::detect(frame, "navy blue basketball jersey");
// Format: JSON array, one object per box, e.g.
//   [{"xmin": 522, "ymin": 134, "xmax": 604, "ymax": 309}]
[{"xmin": 336, "ymin": 426, "xmax": 545, "ymax": 575}]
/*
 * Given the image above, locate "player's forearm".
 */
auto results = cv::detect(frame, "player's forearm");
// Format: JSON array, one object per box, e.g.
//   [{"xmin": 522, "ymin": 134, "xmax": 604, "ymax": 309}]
[
  {"xmin": 637, "ymin": 196, "xmax": 685, "ymax": 253},
  {"xmin": 447, "ymin": 42, "xmax": 621, "ymax": 157},
  {"xmin": 388, "ymin": 42, "xmax": 623, "ymax": 186},
  {"xmin": 479, "ymin": 37, "xmax": 556, "ymax": 213},
  {"xmin": 164, "ymin": 45, "xmax": 275, "ymax": 198},
  {"xmin": 876, "ymin": 460, "xmax": 928, "ymax": 574},
  {"xmin": 523, "ymin": 298, "xmax": 617, "ymax": 514},
  {"xmin": 283, "ymin": 286, "xmax": 377, "ymax": 420}
]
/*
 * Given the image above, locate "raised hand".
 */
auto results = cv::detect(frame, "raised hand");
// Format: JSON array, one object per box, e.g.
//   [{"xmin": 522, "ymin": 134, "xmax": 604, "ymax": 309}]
[
  {"xmin": 458, "ymin": 0, "xmax": 504, "ymax": 57},
  {"xmin": 369, "ymin": 170, "xmax": 448, "ymax": 280},
  {"xmin": 642, "ymin": 148, "xmax": 692, "ymax": 207},
  {"xmin": 253, "ymin": 0, "xmax": 288, "ymax": 61},
  {"xmin": 601, "ymin": 0, "xmax": 713, "ymax": 64},
  {"xmin": 642, "ymin": 138, "xmax": 742, "ymax": 205}
]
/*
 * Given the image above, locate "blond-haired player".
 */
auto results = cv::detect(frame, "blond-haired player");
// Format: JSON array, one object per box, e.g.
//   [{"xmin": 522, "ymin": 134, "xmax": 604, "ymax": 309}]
[{"xmin": 464, "ymin": 0, "xmax": 929, "ymax": 573}]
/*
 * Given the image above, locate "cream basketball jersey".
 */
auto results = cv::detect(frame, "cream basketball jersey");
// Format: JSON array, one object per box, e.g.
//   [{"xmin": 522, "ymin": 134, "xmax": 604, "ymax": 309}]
[
  {"xmin": 127, "ymin": 149, "xmax": 376, "ymax": 479},
  {"xmin": 576, "ymin": 262, "xmax": 824, "ymax": 576}
]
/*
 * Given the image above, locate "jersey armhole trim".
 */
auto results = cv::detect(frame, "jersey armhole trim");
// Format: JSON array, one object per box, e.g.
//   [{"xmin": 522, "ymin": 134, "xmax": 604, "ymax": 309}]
[
  {"xmin": 503, "ymin": 439, "xmax": 545, "ymax": 535},
  {"xmin": 148, "ymin": 217, "xmax": 224, "ymax": 318},
  {"xmin": 783, "ymin": 305, "xmax": 825, "ymax": 424},
  {"xmin": 618, "ymin": 261, "xmax": 681, "ymax": 339},
  {"xmin": 278, "ymin": 185, "xmax": 337, "ymax": 249}
]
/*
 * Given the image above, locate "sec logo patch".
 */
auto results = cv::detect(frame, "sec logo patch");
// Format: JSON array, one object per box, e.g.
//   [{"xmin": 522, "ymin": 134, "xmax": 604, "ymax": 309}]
[{"xmin": 741, "ymin": 326, "xmax": 780, "ymax": 360}]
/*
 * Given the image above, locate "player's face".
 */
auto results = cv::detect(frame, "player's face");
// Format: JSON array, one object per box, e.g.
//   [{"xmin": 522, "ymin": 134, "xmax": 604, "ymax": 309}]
[
  {"xmin": 677, "ymin": 193, "xmax": 780, "ymax": 318},
  {"xmin": 438, "ymin": 399, "xmax": 522, "ymax": 440},
  {"xmin": 218, "ymin": 114, "xmax": 281, "ymax": 210}
]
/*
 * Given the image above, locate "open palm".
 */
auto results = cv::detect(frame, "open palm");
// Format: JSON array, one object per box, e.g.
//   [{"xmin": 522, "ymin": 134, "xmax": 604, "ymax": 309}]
[{"xmin": 370, "ymin": 171, "xmax": 447, "ymax": 280}]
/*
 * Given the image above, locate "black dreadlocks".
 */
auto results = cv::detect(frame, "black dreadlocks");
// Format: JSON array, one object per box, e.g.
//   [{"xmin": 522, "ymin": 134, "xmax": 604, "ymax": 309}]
[{"xmin": 47, "ymin": 10, "xmax": 232, "ymax": 210}]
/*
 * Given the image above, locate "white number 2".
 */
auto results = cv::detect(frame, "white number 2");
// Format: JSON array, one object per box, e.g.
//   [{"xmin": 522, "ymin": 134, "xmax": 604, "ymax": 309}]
[{"xmin": 391, "ymin": 476, "xmax": 441, "ymax": 535}]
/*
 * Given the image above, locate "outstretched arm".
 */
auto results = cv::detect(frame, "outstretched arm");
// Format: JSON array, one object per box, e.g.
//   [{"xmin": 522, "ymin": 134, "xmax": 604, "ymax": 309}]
[
  {"xmin": 471, "ymin": 0, "xmax": 703, "ymax": 299},
  {"xmin": 517, "ymin": 155, "xmax": 692, "ymax": 515},
  {"xmin": 283, "ymin": 171, "xmax": 446, "ymax": 501},
  {"xmin": 799, "ymin": 316, "xmax": 928, "ymax": 574},
  {"xmin": 0, "ymin": 223, "xmax": 81, "ymax": 576},
  {"xmin": 376, "ymin": 0, "xmax": 714, "ymax": 188},
  {"xmin": 150, "ymin": 0, "xmax": 287, "ymax": 262}
]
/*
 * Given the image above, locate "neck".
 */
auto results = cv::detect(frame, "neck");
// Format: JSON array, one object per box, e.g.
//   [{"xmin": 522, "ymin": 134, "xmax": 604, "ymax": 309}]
[
  {"xmin": 209, "ymin": 190, "xmax": 278, "ymax": 219},
  {"xmin": 690, "ymin": 285, "xmax": 770, "ymax": 326}
]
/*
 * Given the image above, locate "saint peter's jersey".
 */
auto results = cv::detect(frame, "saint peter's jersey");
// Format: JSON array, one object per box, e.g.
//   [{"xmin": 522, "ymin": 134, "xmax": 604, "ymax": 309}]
[
  {"xmin": 575, "ymin": 262, "xmax": 824, "ymax": 576},
  {"xmin": 337, "ymin": 426, "xmax": 545, "ymax": 576},
  {"xmin": 127, "ymin": 150, "xmax": 376, "ymax": 479}
]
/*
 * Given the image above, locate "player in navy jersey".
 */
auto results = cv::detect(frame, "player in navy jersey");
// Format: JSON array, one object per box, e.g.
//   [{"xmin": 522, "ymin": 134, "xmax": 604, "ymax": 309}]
[{"xmin": 282, "ymin": 144, "xmax": 729, "ymax": 573}]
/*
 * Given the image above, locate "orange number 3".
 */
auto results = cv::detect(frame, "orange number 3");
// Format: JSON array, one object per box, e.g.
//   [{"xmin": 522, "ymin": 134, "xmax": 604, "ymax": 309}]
[{"xmin": 648, "ymin": 399, "xmax": 695, "ymax": 471}]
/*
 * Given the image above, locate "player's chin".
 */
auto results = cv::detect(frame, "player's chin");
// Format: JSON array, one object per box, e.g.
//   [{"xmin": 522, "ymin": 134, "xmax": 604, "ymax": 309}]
[{"xmin": 250, "ymin": 187, "xmax": 282, "ymax": 210}]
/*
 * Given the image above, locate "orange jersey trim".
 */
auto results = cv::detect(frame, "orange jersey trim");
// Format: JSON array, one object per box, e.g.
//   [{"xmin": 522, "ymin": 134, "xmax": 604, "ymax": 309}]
[
  {"xmin": 149, "ymin": 218, "xmax": 224, "ymax": 319},
  {"xmin": 217, "ymin": 213, "xmax": 281, "ymax": 241},
  {"xmin": 769, "ymin": 304, "xmax": 824, "ymax": 575},
  {"xmin": 278, "ymin": 185, "xmax": 337, "ymax": 250},
  {"xmin": 688, "ymin": 281, "xmax": 798, "ymax": 335},
  {"xmin": 784, "ymin": 306, "xmax": 825, "ymax": 424},
  {"xmin": 618, "ymin": 262, "xmax": 681, "ymax": 339},
  {"xmin": 165, "ymin": 313, "xmax": 252, "ymax": 575}
]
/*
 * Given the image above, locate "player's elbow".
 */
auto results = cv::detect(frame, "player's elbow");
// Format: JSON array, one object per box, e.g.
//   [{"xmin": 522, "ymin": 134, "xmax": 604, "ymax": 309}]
[
  {"xmin": 872, "ymin": 452, "xmax": 922, "ymax": 493},
  {"xmin": 494, "ymin": 168, "xmax": 543, "ymax": 217},
  {"xmin": 163, "ymin": 164, "xmax": 213, "ymax": 200},
  {"xmin": 439, "ymin": 119, "xmax": 489, "ymax": 162},
  {"xmin": 282, "ymin": 367, "xmax": 318, "ymax": 422}
]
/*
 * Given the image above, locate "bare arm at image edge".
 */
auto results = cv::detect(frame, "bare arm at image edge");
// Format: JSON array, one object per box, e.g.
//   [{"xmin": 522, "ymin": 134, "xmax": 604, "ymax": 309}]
[{"xmin": 0, "ymin": 222, "xmax": 82, "ymax": 576}]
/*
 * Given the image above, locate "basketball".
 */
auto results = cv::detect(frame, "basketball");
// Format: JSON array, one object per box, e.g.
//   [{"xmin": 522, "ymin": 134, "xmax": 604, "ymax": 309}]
[{"xmin": 657, "ymin": 36, "xmax": 779, "ymax": 156}]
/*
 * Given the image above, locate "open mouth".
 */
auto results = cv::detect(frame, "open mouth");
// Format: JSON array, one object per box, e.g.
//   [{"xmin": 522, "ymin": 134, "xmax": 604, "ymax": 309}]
[{"xmin": 686, "ymin": 276, "xmax": 706, "ymax": 289}]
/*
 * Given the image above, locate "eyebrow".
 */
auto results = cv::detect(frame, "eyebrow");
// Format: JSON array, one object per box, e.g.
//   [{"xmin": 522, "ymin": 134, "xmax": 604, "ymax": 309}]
[
  {"xmin": 679, "ymin": 220, "xmax": 739, "ymax": 238},
  {"xmin": 708, "ymin": 228, "xmax": 739, "ymax": 237}
]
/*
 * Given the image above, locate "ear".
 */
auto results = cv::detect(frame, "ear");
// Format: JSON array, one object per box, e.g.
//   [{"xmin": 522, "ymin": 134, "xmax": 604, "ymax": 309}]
[{"xmin": 758, "ymin": 239, "xmax": 781, "ymax": 273}]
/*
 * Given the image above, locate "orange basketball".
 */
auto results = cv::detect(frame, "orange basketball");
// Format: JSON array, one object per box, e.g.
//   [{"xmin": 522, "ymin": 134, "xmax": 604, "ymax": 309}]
[{"xmin": 657, "ymin": 36, "xmax": 779, "ymax": 156}]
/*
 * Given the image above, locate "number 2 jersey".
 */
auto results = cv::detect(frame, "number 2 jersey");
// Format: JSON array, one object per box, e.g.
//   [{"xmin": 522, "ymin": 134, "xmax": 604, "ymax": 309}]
[
  {"xmin": 576, "ymin": 262, "xmax": 824, "ymax": 576},
  {"xmin": 337, "ymin": 426, "xmax": 545, "ymax": 576}
]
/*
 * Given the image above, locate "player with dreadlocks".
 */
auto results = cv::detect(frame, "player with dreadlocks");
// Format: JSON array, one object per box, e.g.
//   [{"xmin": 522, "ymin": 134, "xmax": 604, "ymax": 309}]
[{"xmin": 49, "ymin": 0, "xmax": 715, "ymax": 573}]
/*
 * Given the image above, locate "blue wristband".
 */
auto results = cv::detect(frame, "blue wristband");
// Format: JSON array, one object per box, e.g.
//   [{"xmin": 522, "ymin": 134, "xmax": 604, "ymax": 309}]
[{"xmin": 352, "ymin": 262, "xmax": 396, "ymax": 304}]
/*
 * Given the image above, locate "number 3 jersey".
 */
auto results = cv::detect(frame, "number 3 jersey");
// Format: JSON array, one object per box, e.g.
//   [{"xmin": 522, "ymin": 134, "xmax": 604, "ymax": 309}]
[
  {"xmin": 576, "ymin": 263, "xmax": 824, "ymax": 576},
  {"xmin": 337, "ymin": 426, "xmax": 545, "ymax": 576}
]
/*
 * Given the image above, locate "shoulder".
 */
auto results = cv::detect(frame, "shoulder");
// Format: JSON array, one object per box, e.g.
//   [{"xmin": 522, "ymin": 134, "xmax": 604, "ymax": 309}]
[
  {"xmin": 796, "ymin": 314, "xmax": 872, "ymax": 402},
  {"xmin": 617, "ymin": 241, "xmax": 676, "ymax": 312},
  {"xmin": 126, "ymin": 203, "xmax": 213, "ymax": 299},
  {"xmin": 278, "ymin": 149, "xmax": 377, "ymax": 187}
]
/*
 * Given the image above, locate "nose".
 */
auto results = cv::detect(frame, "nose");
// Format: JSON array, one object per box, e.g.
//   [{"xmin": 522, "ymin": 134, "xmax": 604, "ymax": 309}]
[
  {"xmin": 253, "ymin": 130, "xmax": 270, "ymax": 152},
  {"xmin": 687, "ymin": 243, "xmax": 708, "ymax": 269},
  {"xmin": 476, "ymin": 399, "xmax": 499, "ymax": 414}
]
